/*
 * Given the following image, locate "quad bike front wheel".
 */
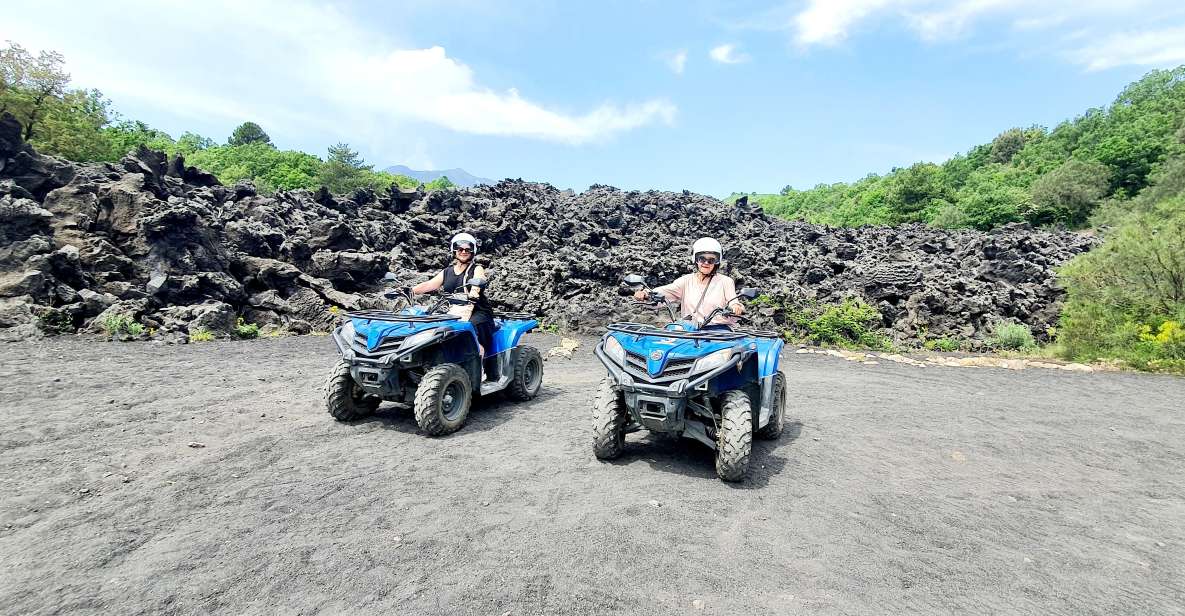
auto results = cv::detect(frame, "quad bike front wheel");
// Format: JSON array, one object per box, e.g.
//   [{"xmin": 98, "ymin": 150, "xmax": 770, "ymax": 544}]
[
  {"xmin": 716, "ymin": 389, "xmax": 753, "ymax": 482},
  {"xmin": 414, "ymin": 363, "xmax": 473, "ymax": 436},
  {"xmin": 508, "ymin": 345, "xmax": 544, "ymax": 401},
  {"xmin": 592, "ymin": 377, "xmax": 627, "ymax": 460},
  {"xmin": 325, "ymin": 361, "xmax": 380, "ymax": 421},
  {"xmin": 756, "ymin": 372, "xmax": 786, "ymax": 440}
]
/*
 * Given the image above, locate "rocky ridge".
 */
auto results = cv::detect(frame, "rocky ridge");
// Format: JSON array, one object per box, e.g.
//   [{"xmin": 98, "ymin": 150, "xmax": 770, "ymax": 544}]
[{"xmin": 0, "ymin": 112, "xmax": 1095, "ymax": 346}]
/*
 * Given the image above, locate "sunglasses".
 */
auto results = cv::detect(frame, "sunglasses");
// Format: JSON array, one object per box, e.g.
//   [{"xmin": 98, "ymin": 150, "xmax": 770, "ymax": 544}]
[
  {"xmin": 695, "ymin": 255, "xmax": 719, "ymax": 265},
  {"xmin": 455, "ymin": 246, "xmax": 474, "ymax": 253}
]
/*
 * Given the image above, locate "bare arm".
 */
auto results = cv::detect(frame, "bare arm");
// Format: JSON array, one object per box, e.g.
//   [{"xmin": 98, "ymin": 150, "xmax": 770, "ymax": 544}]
[
  {"xmin": 412, "ymin": 272, "xmax": 444, "ymax": 295},
  {"xmin": 468, "ymin": 265, "xmax": 486, "ymax": 298}
]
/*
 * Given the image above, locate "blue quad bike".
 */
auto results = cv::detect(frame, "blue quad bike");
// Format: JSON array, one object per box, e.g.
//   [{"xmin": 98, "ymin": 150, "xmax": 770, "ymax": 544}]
[
  {"xmin": 592, "ymin": 274, "xmax": 787, "ymax": 482},
  {"xmin": 325, "ymin": 273, "xmax": 543, "ymax": 435}
]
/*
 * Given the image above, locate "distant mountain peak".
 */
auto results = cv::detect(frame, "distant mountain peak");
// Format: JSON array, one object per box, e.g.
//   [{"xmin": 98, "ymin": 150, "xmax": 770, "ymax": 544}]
[{"xmin": 384, "ymin": 165, "xmax": 494, "ymax": 188}]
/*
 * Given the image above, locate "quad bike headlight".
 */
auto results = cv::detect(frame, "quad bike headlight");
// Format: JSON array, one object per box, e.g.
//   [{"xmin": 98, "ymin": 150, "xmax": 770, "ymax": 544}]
[
  {"xmin": 603, "ymin": 335, "xmax": 625, "ymax": 365},
  {"xmin": 693, "ymin": 348, "xmax": 735, "ymax": 373},
  {"xmin": 400, "ymin": 327, "xmax": 441, "ymax": 351}
]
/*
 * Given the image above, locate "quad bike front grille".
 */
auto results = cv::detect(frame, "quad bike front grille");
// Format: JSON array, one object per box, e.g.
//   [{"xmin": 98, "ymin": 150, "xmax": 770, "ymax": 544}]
[
  {"xmin": 351, "ymin": 331, "xmax": 405, "ymax": 360},
  {"xmin": 623, "ymin": 351, "xmax": 697, "ymax": 383}
]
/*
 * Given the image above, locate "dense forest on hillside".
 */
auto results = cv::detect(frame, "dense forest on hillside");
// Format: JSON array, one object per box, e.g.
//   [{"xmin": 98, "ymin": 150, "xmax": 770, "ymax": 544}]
[
  {"xmin": 732, "ymin": 67, "xmax": 1185, "ymax": 232},
  {"xmin": 0, "ymin": 42, "xmax": 454, "ymax": 195}
]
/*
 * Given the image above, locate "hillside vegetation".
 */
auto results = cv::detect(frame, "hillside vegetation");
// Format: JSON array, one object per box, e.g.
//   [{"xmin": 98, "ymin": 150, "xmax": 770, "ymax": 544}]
[
  {"xmin": 0, "ymin": 42, "xmax": 454, "ymax": 195},
  {"xmin": 732, "ymin": 67, "xmax": 1185, "ymax": 232},
  {"xmin": 728, "ymin": 68, "xmax": 1185, "ymax": 372}
]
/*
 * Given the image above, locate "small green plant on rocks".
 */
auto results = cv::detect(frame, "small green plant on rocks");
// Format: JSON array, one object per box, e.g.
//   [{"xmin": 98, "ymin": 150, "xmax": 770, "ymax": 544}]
[
  {"xmin": 788, "ymin": 297, "xmax": 893, "ymax": 351},
  {"xmin": 924, "ymin": 337, "xmax": 962, "ymax": 352},
  {"xmin": 189, "ymin": 327, "xmax": 215, "ymax": 342},
  {"xmin": 233, "ymin": 317, "xmax": 259, "ymax": 339},
  {"xmin": 987, "ymin": 322, "xmax": 1036, "ymax": 351},
  {"xmin": 101, "ymin": 313, "xmax": 143, "ymax": 337}
]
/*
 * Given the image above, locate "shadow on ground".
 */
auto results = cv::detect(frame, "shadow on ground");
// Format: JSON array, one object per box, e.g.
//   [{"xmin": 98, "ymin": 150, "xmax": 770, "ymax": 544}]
[{"xmin": 606, "ymin": 420, "xmax": 803, "ymax": 488}]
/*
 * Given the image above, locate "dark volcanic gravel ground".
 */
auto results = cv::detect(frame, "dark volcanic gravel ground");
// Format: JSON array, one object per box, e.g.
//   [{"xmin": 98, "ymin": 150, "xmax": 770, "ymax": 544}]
[{"xmin": 1, "ymin": 335, "xmax": 1183, "ymax": 615}]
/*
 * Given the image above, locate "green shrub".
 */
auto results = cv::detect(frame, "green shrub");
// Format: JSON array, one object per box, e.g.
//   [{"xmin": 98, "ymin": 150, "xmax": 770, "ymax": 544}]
[
  {"xmin": 1057, "ymin": 194, "xmax": 1185, "ymax": 372},
  {"xmin": 987, "ymin": 322, "xmax": 1036, "ymax": 351},
  {"xmin": 924, "ymin": 337, "xmax": 962, "ymax": 352},
  {"xmin": 233, "ymin": 317, "xmax": 259, "ymax": 339},
  {"xmin": 789, "ymin": 297, "xmax": 892, "ymax": 351},
  {"xmin": 100, "ymin": 313, "xmax": 142, "ymax": 336},
  {"xmin": 189, "ymin": 327, "xmax": 215, "ymax": 342}
]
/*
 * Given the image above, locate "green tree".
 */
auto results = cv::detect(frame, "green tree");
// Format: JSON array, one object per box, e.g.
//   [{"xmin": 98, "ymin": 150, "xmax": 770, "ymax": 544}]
[
  {"xmin": 317, "ymin": 142, "xmax": 371, "ymax": 194},
  {"xmin": 30, "ymin": 88, "xmax": 111, "ymax": 161},
  {"xmin": 227, "ymin": 121, "xmax": 272, "ymax": 147},
  {"xmin": 1028, "ymin": 158, "xmax": 1110, "ymax": 226},
  {"xmin": 884, "ymin": 162, "xmax": 951, "ymax": 224},
  {"xmin": 102, "ymin": 119, "xmax": 176, "ymax": 160},
  {"xmin": 175, "ymin": 131, "xmax": 214, "ymax": 155},
  {"xmin": 188, "ymin": 142, "xmax": 322, "ymax": 192},
  {"xmin": 0, "ymin": 41, "xmax": 70, "ymax": 141},
  {"xmin": 423, "ymin": 175, "xmax": 456, "ymax": 191},
  {"xmin": 990, "ymin": 128, "xmax": 1028, "ymax": 164},
  {"xmin": 957, "ymin": 165, "xmax": 1032, "ymax": 230}
]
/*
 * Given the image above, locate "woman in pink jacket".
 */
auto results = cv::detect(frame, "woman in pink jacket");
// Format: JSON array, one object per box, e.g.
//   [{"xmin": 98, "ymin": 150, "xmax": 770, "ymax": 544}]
[{"xmin": 634, "ymin": 237, "xmax": 745, "ymax": 329}]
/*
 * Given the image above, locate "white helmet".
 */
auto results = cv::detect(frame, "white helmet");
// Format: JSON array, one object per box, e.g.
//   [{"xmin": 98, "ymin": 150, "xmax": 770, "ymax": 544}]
[
  {"xmin": 450, "ymin": 232, "xmax": 479, "ymax": 254},
  {"xmin": 691, "ymin": 237, "xmax": 723, "ymax": 262}
]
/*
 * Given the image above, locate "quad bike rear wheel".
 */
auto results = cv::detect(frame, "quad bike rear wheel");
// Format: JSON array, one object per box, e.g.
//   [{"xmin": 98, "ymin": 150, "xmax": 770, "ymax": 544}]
[
  {"xmin": 325, "ymin": 361, "xmax": 380, "ymax": 421},
  {"xmin": 716, "ymin": 389, "xmax": 752, "ymax": 482},
  {"xmin": 508, "ymin": 346, "xmax": 543, "ymax": 401},
  {"xmin": 592, "ymin": 377, "xmax": 627, "ymax": 460},
  {"xmin": 414, "ymin": 363, "xmax": 473, "ymax": 436},
  {"xmin": 756, "ymin": 372, "xmax": 786, "ymax": 440}
]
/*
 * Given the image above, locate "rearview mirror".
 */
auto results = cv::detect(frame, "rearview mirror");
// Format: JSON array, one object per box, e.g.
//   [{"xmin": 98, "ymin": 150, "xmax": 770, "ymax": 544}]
[
  {"xmin": 739, "ymin": 287, "xmax": 759, "ymax": 299},
  {"xmin": 623, "ymin": 274, "xmax": 645, "ymax": 286},
  {"xmin": 466, "ymin": 277, "xmax": 487, "ymax": 288},
  {"xmin": 383, "ymin": 272, "xmax": 398, "ymax": 283}
]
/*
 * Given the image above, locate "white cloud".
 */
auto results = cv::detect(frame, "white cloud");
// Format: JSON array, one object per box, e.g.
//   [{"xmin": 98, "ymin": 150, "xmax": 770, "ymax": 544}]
[
  {"xmin": 785, "ymin": 0, "xmax": 1185, "ymax": 70},
  {"xmin": 794, "ymin": 0, "xmax": 896, "ymax": 46},
  {"xmin": 667, "ymin": 49, "xmax": 689, "ymax": 75},
  {"xmin": 0, "ymin": 0, "xmax": 675, "ymax": 145},
  {"xmin": 709, "ymin": 44, "xmax": 751, "ymax": 64},
  {"xmin": 1069, "ymin": 26, "xmax": 1185, "ymax": 71},
  {"xmin": 902, "ymin": 0, "xmax": 1023, "ymax": 41}
]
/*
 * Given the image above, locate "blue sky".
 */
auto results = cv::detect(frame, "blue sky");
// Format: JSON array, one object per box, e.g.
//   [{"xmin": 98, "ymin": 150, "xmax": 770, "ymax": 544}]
[{"xmin": 4, "ymin": 0, "xmax": 1185, "ymax": 196}]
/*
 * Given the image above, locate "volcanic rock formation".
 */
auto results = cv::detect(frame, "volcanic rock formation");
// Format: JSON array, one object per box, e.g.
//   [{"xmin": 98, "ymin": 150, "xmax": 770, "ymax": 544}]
[{"xmin": 0, "ymin": 113, "xmax": 1094, "ymax": 346}]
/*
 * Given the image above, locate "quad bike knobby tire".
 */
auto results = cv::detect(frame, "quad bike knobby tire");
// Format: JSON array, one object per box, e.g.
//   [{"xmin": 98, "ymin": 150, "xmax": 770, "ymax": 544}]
[
  {"xmin": 756, "ymin": 372, "xmax": 786, "ymax": 440},
  {"xmin": 508, "ymin": 346, "xmax": 543, "ymax": 401},
  {"xmin": 592, "ymin": 377, "xmax": 627, "ymax": 460},
  {"xmin": 716, "ymin": 389, "xmax": 753, "ymax": 482},
  {"xmin": 414, "ymin": 363, "xmax": 473, "ymax": 436},
  {"xmin": 325, "ymin": 361, "xmax": 380, "ymax": 421}
]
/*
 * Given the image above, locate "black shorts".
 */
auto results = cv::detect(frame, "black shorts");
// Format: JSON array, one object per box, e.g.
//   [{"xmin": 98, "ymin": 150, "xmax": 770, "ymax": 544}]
[{"xmin": 473, "ymin": 319, "xmax": 495, "ymax": 355}]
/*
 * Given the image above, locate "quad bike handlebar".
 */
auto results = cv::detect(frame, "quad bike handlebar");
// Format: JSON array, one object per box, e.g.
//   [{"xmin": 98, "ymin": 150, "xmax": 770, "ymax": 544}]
[
  {"xmin": 379, "ymin": 274, "xmax": 483, "ymax": 315},
  {"xmin": 623, "ymin": 273, "xmax": 760, "ymax": 329}
]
